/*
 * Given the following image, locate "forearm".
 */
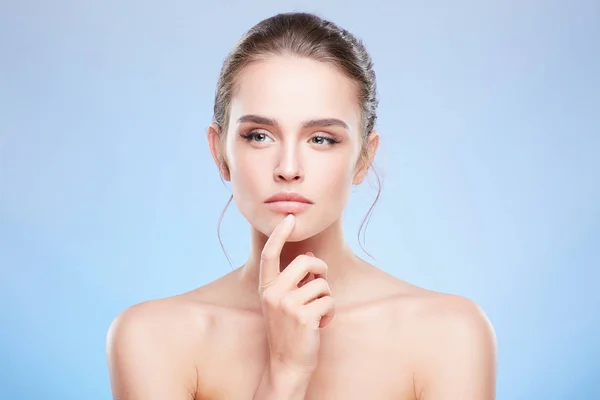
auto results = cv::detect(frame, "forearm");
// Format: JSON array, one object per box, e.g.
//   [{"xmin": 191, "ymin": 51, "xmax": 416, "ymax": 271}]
[{"xmin": 252, "ymin": 364, "xmax": 312, "ymax": 400}]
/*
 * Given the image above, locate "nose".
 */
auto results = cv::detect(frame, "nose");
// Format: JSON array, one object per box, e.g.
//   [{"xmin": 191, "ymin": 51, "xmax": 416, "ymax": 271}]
[{"xmin": 273, "ymin": 145, "xmax": 304, "ymax": 183}]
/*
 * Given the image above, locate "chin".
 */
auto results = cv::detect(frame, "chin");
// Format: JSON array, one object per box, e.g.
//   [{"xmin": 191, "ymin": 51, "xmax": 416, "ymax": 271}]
[
  {"xmin": 284, "ymin": 228, "xmax": 314, "ymax": 243},
  {"xmin": 268, "ymin": 211, "xmax": 334, "ymax": 242}
]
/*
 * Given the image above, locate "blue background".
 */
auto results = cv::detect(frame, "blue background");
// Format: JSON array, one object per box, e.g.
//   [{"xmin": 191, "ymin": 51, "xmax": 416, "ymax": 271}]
[{"xmin": 1, "ymin": 1, "xmax": 599, "ymax": 399}]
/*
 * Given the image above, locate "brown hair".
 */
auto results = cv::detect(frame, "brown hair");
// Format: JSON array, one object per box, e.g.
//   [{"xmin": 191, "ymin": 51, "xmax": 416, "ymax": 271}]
[{"xmin": 212, "ymin": 12, "xmax": 382, "ymax": 267}]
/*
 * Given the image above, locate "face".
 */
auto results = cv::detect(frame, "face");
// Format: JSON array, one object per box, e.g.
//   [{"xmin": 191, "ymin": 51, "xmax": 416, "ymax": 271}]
[{"xmin": 209, "ymin": 55, "xmax": 377, "ymax": 241}]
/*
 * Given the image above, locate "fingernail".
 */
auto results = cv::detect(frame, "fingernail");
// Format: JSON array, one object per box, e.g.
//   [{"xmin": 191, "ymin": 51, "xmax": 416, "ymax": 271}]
[
  {"xmin": 286, "ymin": 214, "xmax": 295, "ymax": 223},
  {"xmin": 306, "ymin": 252, "xmax": 314, "ymax": 257}
]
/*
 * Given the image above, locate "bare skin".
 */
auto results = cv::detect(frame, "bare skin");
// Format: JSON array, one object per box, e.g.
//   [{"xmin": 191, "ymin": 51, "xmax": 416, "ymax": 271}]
[
  {"xmin": 107, "ymin": 55, "xmax": 497, "ymax": 399},
  {"xmin": 107, "ymin": 225, "xmax": 496, "ymax": 399}
]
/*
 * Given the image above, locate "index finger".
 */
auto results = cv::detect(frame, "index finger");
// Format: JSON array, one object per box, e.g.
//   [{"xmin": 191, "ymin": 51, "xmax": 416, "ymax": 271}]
[{"xmin": 259, "ymin": 214, "xmax": 296, "ymax": 289}]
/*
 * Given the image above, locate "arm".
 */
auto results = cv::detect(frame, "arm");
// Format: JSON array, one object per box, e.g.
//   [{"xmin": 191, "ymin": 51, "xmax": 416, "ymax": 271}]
[
  {"xmin": 106, "ymin": 302, "xmax": 198, "ymax": 400},
  {"xmin": 253, "ymin": 364, "xmax": 312, "ymax": 400},
  {"xmin": 415, "ymin": 296, "xmax": 497, "ymax": 400}
]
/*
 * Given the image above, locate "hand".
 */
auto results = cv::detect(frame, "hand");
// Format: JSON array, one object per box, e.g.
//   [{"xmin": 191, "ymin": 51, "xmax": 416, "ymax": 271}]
[{"xmin": 258, "ymin": 214, "xmax": 336, "ymax": 377}]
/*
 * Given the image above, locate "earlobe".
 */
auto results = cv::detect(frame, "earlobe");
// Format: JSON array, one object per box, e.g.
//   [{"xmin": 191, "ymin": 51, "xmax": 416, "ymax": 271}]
[
  {"xmin": 352, "ymin": 130, "xmax": 380, "ymax": 185},
  {"xmin": 207, "ymin": 122, "xmax": 231, "ymax": 182},
  {"xmin": 352, "ymin": 161, "xmax": 368, "ymax": 185},
  {"xmin": 220, "ymin": 163, "xmax": 231, "ymax": 181}
]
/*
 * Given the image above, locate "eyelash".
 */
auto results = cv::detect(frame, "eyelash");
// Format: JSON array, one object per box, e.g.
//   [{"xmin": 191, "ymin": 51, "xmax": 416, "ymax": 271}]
[{"xmin": 240, "ymin": 130, "xmax": 340, "ymax": 146}]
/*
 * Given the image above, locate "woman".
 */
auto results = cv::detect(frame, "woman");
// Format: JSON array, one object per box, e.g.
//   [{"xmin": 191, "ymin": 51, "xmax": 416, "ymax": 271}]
[{"xmin": 107, "ymin": 12, "xmax": 497, "ymax": 399}]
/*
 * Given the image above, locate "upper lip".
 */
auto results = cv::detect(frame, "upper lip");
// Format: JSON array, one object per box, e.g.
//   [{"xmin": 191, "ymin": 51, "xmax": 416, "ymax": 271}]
[{"xmin": 265, "ymin": 192, "xmax": 313, "ymax": 204}]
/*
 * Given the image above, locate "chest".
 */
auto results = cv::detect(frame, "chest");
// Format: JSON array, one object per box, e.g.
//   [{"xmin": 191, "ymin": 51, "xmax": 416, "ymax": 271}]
[{"xmin": 198, "ymin": 317, "xmax": 415, "ymax": 400}]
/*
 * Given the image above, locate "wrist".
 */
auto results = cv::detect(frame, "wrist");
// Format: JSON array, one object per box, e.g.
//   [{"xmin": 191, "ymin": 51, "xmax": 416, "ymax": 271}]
[
  {"xmin": 268, "ymin": 362, "xmax": 312, "ymax": 390},
  {"xmin": 253, "ymin": 362, "xmax": 312, "ymax": 400}
]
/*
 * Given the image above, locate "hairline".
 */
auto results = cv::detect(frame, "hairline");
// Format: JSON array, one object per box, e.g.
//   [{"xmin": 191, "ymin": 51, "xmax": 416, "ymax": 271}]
[{"xmin": 221, "ymin": 54, "xmax": 368, "ymax": 138}]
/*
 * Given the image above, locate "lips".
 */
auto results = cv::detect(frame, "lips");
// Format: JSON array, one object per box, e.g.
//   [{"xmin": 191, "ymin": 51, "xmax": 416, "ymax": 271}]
[
  {"xmin": 265, "ymin": 192, "xmax": 313, "ymax": 204},
  {"xmin": 265, "ymin": 192, "xmax": 313, "ymax": 214}
]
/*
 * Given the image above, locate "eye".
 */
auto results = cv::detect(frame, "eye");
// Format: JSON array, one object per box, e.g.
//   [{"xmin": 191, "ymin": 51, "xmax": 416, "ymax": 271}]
[
  {"xmin": 310, "ymin": 135, "xmax": 339, "ymax": 146},
  {"xmin": 241, "ymin": 130, "xmax": 273, "ymax": 143}
]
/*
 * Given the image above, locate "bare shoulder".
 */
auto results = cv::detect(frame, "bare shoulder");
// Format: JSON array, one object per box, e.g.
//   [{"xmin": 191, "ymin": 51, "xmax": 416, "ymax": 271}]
[
  {"xmin": 406, "ymin": 290, "xmax": 497, "ymax": 359},
  {"xmin": 106, "ymin": 277, "xmax": 247, "ymax": 400},
  {"xmin": 398, "ymin": 287, "xmax": 497, "ymax": 399},
  {"xmin": 353, "ymin": 264, "xmax": 496, "ymax": 398},
  {"xmin": 106, "ymin": 270, "xmax": 260, "ymax": 399},
  {"xmin": 106, "ymin": 295, "xmax": 216, "ymax": 399},
  {"xmin": 359, "ymin": 264, "xmax": 495, "ymax": 340}
]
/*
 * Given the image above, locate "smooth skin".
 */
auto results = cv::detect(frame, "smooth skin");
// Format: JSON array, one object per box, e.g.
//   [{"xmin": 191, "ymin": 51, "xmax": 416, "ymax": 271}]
[{"xmin": 107, "ymin": 55, "xmax": 497, "ymax": 399}]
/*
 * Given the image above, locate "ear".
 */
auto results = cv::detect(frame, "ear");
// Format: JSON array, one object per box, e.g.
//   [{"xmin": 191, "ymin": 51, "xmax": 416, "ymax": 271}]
[
  {"xmin": 352, "ymin": 130, "xmax": 380, "ymax": 185},
  {"xmin": 207, "ymin": 122, "xmax": 231, "ymax": 181}
]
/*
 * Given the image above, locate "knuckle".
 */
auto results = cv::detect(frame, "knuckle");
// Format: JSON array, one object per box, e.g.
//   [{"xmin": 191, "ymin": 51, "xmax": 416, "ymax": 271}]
[
  {"xmin": 314, "ymin": 259, "xmax": 328, "ymax": 273},
  {"xmin": 289, "ymin": 255, "xmax": 311, "ymax": 274},
  {"xmin": 294, "ymin": 309, "xmax": 310, "ymax": 325},
  {"xmin": 302, "ymin": 255, "xmax": 327, "ymax": 272},
  {"xmin": 326, "ymin": 296, "xmax": 336, "ymax": 308},
  {"xmin": 280, "ymin": 295, "xmax": 295, "ymax": 312},
  {"xmin": 315, "ymin": 277, "xmax": 328, "ymax": 287},
  {"xmin": 294, "ymin": 254, "xmax": 311, "ymax": 267},
  {"xmin": 260, "ymin": 251, "xmax": 274, "ymax": 264},
  {"xmin": 314, "ymin": 278, "xmax": 330, "ymax": 293},
  {"xmin": 261, "ymin": 289, "xmax": 279, "ymax": 307},
  {"xmin": 320, "ymin": 294, "xmax": 333, "ymax": 306}
]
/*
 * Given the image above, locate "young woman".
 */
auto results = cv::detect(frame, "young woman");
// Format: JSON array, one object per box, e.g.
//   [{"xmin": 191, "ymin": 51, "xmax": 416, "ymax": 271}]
[{"xmin": 107, "ymin": 12, "xmax": 497, "ymax": 400}]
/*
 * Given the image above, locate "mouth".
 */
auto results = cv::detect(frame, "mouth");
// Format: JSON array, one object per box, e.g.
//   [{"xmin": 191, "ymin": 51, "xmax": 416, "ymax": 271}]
[{"xmin": 265, "ymin": 192, "xmax": 313, "ymax": 214}]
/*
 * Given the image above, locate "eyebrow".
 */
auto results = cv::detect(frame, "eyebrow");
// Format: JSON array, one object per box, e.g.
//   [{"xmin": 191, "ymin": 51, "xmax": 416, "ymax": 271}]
[{"xmin": 236, "ymin": 114, "xmax": 350, "ymax": 131}]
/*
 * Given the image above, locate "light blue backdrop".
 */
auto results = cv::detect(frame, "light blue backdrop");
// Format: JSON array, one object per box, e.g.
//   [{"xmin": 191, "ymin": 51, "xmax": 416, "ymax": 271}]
[{"xmin": 1, "ymin": 1, "xmax": 598, "ymax": 399}]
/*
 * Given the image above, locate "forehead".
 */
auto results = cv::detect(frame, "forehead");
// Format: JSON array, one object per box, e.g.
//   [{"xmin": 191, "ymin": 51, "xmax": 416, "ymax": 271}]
[{"xmin": 229, "ymin": 55, "xmax": 361, "ymax": 132}]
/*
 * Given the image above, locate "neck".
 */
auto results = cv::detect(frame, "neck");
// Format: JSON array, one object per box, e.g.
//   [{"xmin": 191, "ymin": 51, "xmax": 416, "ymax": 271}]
[{"xmin": 239, "ymin": 218, "xmax": 361, "ymax": 294}]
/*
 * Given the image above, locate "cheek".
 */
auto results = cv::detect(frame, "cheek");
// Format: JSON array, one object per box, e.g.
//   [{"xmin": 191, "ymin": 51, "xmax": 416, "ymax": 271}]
[
  {"xmin": 228, "ymin": 148, "xmax": 268, "ymax": 208},
  {"xmin": 313, "ymin": 155, "xmax": 356, "ymax": 204},
  {"xmin": 231, "ymin": 159, "xmax": 259, "ymax": 194}
]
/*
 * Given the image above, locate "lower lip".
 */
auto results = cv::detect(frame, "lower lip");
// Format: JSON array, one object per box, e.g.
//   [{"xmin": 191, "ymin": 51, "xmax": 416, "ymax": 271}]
[{"xmin": 266, "ymin": 201, "xmax": 312, "ymax": 213}]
